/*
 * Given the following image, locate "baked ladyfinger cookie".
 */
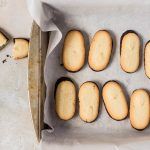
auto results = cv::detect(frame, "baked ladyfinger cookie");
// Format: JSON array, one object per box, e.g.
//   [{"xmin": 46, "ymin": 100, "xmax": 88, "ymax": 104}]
[
  {"xmin": 0, "ymin": 31, "xmax": 8, "ymax": 50},
  {"xmin": 130, "ymin": 89, "xmax": 150, "ymax": 130},
  {"xmin": 88, "ymin": 30, "xmax": 113, "ymax": 71},
  {"xmin": 120, "ymin": 31, "xmax": 140, "ymax": 73},
  {"xmin": 62, "ymin": 30, "xmax": 85, "ymax": 72},
  {"xmin": 13, "ymin": 38, "xmax": 29, "ymax": 59},
  {"xmin": 79, "ymin": 82, "xmax": 100, "ymax": 122},
  {"xmin": 102, "ymin": 81, "xmax": 128, "ymax": 120},
  {"xmin": 55, "ymin": 77, "xmax": 76, "ymax": 120},
  {"xmin": 144, "ymin": 41, "xmax": 150, "ymax": 78}
]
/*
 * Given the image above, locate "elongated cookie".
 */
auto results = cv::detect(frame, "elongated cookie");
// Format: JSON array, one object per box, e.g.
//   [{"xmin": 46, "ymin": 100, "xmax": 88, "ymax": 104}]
[
  {"xmin": 144, "ymin": 41, "xmax": 150, "ymax": 78},
  {"xmin": 88, "ymin": 30, "xmax": 113, "ymax": 71},
  {"xmin": 102, "ymin": 81, "xmax": 128, "ymax": 120},
  {"xmin": 79, "ymin": 82, "xmax": 100, "ymax": 122},
  {"xmin": 130, "ymin": 89, "xmax": 150, "ymax": 130},
  {"xmin": 13, "ymin": 38, "xmax": 29, "ymax": 59},
  {"xmin": 0, "ymin": 31, "xmax": 8, "ymax": 50},
  {"xmin": 120, "ymin": 30, "xmax": 140, "ymax": 73},
  {"xmin": 55, "ymin": 77, "xmax": 76, "ymax": 120},
  {"xmin": 62, "ymin": 30, "xmax": 85, "ymax": 72}
]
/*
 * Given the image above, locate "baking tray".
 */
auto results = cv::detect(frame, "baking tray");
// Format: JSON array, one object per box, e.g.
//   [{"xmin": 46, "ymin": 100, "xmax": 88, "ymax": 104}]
[
  {"xmin": 28, "ymin": 21, "xmax": 49, "ymax": 141},
  {"xmin": 28, "ymin": 1, "xmax": 150, "ymax": 146}
]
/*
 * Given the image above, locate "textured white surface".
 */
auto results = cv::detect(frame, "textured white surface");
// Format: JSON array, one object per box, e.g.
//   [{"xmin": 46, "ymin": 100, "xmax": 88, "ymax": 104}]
[{"xmin": 0, "ymin": 0, "xmax": 37, "ymax": 150}]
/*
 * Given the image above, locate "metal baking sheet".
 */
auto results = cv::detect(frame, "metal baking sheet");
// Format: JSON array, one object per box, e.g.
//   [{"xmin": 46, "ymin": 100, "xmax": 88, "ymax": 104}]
[
  {"xmin": 28, "ymin": 21, "xmax": 49, "ymax": 141},
  {"xmin": 28, "ymin": 0, "xmax": 150, "ymax": 149}
]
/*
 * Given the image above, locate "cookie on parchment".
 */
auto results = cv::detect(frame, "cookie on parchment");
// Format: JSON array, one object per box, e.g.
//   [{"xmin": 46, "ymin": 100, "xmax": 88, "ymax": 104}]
[
  {"xmin": 120, "ymin": 30, "xmax": 140, "ymax": 73},
  {"xmin": 130, "ymin": 89, "xmax": 150, "ymax": 130},
  {"xmin": 55, "ymin": 77, "xmax": 76, "ymax": 120},
  {"xmin": 144, "ymin": 41, "xmax": 150, "ymax": 78},
  {"xmin": 79, "ymin": 81, "xmax": 100, "ymax": 122},
  {"xmin": 62, "ymin": 30, "xmax": 85, "ymax": 72},
  {"xmin": 88, "ymin": 30, "xmax": 113, "ymax": 71},
  {"xmin": 102, "ymin": 81, "xmax": 128, "ymax": 121}
]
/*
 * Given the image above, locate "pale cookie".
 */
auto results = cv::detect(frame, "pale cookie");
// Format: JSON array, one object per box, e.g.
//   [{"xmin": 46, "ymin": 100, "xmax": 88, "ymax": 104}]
[
  {"xmin": 88, "ymin": 30, "xmax": 113, "ymax": 71},
  {"xmin": 0, "ymin": 32, "xmax": 8, "ymax": 50},
  {"xmin": 13, "ymin": 38, "xmax": 29, "ymax": 59},
  {"xmin": 55, "ymin": 77, "xmax": 76, "ymax": 120},
  {"xmin": 144, "ymin": 41, "xmax": 150, "ymax": 78},
  {"xmin": 102, "ymin": 81, "xmax": 128, "ymax": 120},
  {"xmin": 130, "ymin": 89, "xmax": 150, "ymax": 130},
  {"xmin": 79, "ymin": 82, "xmax": 100, "ymax": 122},
  {"xmin": 62, "ymin": 30, "xmax": 85, "ymax": 72},
  {"xmin": 120, "ymin": 30, "xmax": 140, "ymax": 73}
]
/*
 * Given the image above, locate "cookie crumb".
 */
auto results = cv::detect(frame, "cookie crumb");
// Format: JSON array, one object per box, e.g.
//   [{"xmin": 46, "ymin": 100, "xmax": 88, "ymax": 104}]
[
  {"xmin": 6, "ymin": 54, "xmax": 11, "ymax": 58},
  {"xmin": 2, "ymin": 59, "xmax": 7, "ymax": 63}
]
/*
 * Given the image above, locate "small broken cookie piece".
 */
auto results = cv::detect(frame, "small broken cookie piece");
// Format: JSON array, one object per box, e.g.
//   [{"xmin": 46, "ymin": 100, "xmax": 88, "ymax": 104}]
[
  {"xmin": 0, "ymin": 32, "xmax": 8, "ymax": 50},
  {"xmin": 62, "ymin": 30, "xmax": 85, "ymax": 72},
  {"xmin": 13, "ymin": 38, "xmax": 29, "ymax": 59},
  {"xmin": 88, "ymin": 30, "xmax": 113, "ymax": 71},
  {"xmin": 102, "ymin": 81, "xmax": 128, "ymax": 121},
  {"xmin": 144, "ymin": 41, "xmax": 150, "ymax": 78},
  {"xmin": 120, "ymin": 30, "xmax": 140, "ymax": 73},
  {"xmin": 55, "ymin": 77, "xmax": 76, "ymax": 120},
  {"xmin": 130, "ymin": 89, "xmax": 150, "ymax": 130},
  {"xmin": 79, "ymin": 82, "xmax": 100, "ymax": 122}
]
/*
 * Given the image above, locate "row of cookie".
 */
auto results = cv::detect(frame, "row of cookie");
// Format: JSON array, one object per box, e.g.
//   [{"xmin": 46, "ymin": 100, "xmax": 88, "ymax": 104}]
[
  {"xmin": 55, "ymin": 77, "xmax": 150, "ymax": 130},
  {"xmin": 62, "ymin": 30, "xmax": 150, "ymax": 78}
]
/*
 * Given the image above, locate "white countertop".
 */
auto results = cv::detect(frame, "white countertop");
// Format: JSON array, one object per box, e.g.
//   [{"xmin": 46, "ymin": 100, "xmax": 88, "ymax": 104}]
[{"xmin": 0, "ymin": 0, "xmax": 37, "ymax": 149}]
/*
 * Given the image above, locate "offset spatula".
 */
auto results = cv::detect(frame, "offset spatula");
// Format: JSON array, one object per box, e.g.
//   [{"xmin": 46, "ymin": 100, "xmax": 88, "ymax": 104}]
[{"xmin": 28, "ymin": 21, "xmax": 49, "ymax": 142}]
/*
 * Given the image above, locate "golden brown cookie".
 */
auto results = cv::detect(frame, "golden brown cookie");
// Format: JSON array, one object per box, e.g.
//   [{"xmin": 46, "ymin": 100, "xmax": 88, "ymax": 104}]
[
  {"xmin": 79, "ymin": 82, "xmax": 100, "ymax": 122},
  {"xmin": 62, "ymin": 30, "xmax": 85, "ymax": 72},
  {"xmin": 130, "ymin": 89, "xmax": 150, "ymax": 130},
  {"xmin": 102, "ymin": 81, "xmax": 128, "ymax": 120},
  {"xmin": 13, "ymin": 38, "xmax": 29, "ymax": 59},
  {"xmin": 120, "ymin": 31, "xmax": 140, "ymax": 73},
  {"xmin": 55, "ymin": 77, "xmax": 76, "ymax": 120},
  {"xmin": 88, "ymin": 30, "xmax": 113, "ymax": 71},
  {"xmin": 144, "ymin": 41, "xmax": 150, "ymax": 78},
  {"xmin": 0, "ymin": 32, "xmax": 8, "ymax": 50}
]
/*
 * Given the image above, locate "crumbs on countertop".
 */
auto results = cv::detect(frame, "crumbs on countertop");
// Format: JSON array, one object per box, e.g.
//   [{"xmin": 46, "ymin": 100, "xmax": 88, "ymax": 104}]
[
  {"xmin": 1, "ymin": 54, "xmax": 11, "ymax": 64},
  {"xmin": 6, "ymin": 54, "xmax": 11, "ymax": 58},
  {"xmin": 2, "ymin": 59, "xmax": 7, "ymax": 63}
]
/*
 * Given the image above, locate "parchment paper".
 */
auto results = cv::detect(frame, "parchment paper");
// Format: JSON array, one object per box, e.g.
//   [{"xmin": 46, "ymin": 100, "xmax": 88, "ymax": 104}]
[{"xmin": 27, "ymin": 0, "xmax": 150, "ymax": 149}]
